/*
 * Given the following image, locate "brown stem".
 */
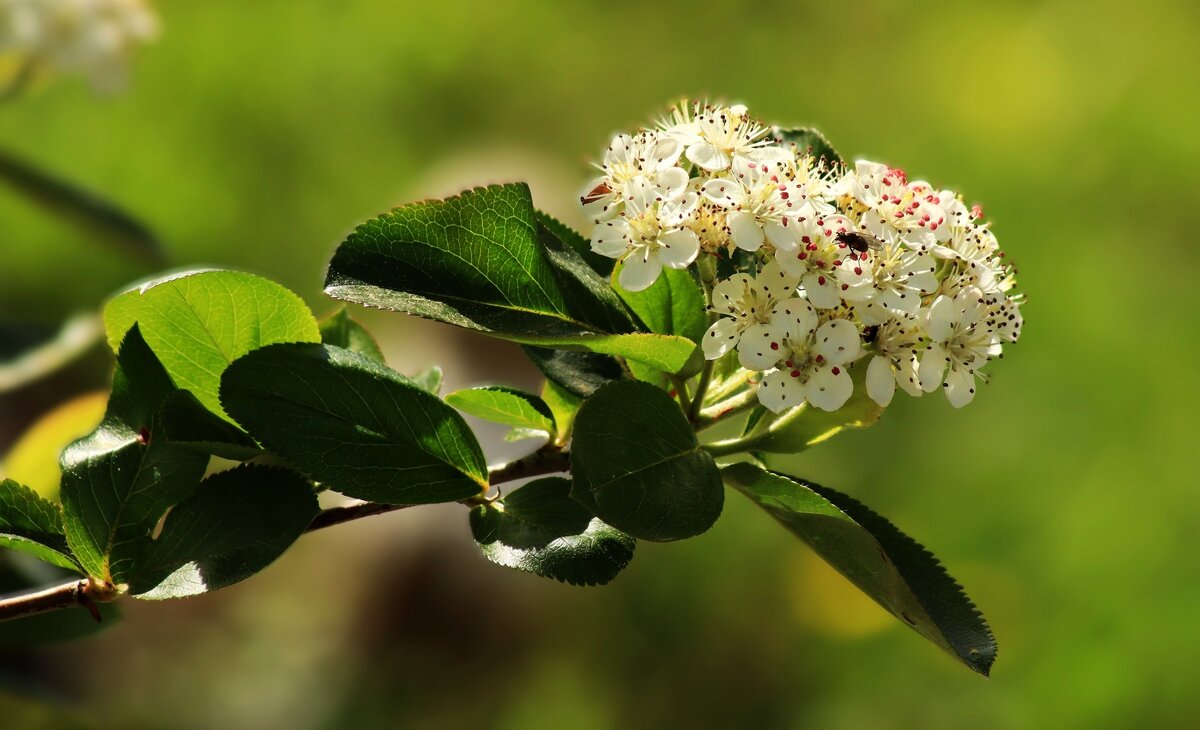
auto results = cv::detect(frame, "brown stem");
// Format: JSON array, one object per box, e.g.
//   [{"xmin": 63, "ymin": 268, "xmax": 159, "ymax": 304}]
[{"xmin": 0, "ymin": 578, "xmax": 104, "ymax": 624}]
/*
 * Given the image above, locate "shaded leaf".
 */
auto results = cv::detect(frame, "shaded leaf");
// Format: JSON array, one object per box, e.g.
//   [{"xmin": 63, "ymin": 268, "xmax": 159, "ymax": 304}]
[
  {"xmin": 60, "ymin": 327, "xmax": 209, "ymax": 584},
  {"xmin": 446, "ymin": 386, "xmax": 555, "ymax": 434},
  {"xmin": 471, "ymin": 477, "xmax": 635, "ymax": 586},
  {"xmin": 319, "ymin": 307, "xmax": 386, "ymax": 363},
  {"xmin": 220, "ymin": 343, "xmax": 487, "ymax": 504},
  {"xmin": 157, "ymin": 390, "xmax": 261, "ymax": 461},
  {"xmin": 614, "ymin": 264, "xmax": 707, "ymax": 345},
  {"xmin": 130, "ymin": 465, "xmax": 319, "ymax": 599},
  {"xmin": 410, "ymin": 365, "xmax": 444, "ymax": 395},
  {"xmin": 0, "ymin": 480, "xmax": 79, "ymax": 572},
  {"xmin": 535, "ymin": 210, "xmax": 613, "ymax": 276},
  {"xmin": 722, "ymin": 462, "xmax": 996, "ymax": 675},
  {"xmin": 103, "ymin": 269, "xmax": 322, "ymax": 420},
  {"xmin": 523, "ymin": 346, "xmax": 622, "ymax": 398},
  {"xmin": 570, "ymin": 380, "xmax": 722, "ymax": 542}
]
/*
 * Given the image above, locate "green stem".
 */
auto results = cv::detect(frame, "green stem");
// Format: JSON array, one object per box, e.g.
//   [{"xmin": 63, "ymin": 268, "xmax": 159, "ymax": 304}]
[
  {"xmin": 701, "ymin": 404, "xmax": 808, "ymax": 457},
  {"xmin": 695, "ymin": 388, "xmax": 759, "ymax": 431},
  {"xmin": 687, "ymin": 359, "xmax": 714, "ymax": 422},
  {"xmin": 668, "ymin": 374, "xmax": 691, "ymax": 411}
]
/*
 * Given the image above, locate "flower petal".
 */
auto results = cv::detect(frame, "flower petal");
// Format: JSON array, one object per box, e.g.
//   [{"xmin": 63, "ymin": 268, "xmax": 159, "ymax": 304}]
[
  {"xmin": 813, "ymin": 320, "xmax": 861, "ymax": 365},
  {"xmin": 688, "ymin": 142, "xmax": 730, "ymax": 171},
  {"xmin": 944, "ymin": 364, "xmax": 977, "ymax": 408},
  {"xmin": 702, "ymin": 317, "xmax": 740, "ymax": 360},
  {"xmin": 757, "ymin": 369, "xmax": 805, "ymax": 414},
  {"xmin": 728, "ymin": 210, "xmax": 766, "ymax": 252},
  {"xmin": 701, "ymin": 178, "xmax": 740, "ymax": 208},
  {"xmin": 618, "ymin": 251, "xmax": 663, "ymax": 292},
  {"xmin": 657, "ymin": 228, "xmax": 700, "ymax": 269},
  {"xmin": 925, "ymin": 295, "xmax": 957, "ymax": 342},
  {"xmin": 711, "ymin": 274, "xmax": 752, "ymax": 315},
  {"xmin": 801, "ymin": 272, "xmax": 842, "ymax": 309},
  {"xmin": 590, "ymin": 221, "xmax": 629, "ymax": 258},
  {"xmin": 919, "ymin": 343, "xmax": 948, "ymax": 392},
  {"xmin": 866, "ymin": 355, "xmax": 896, "ymax": 407},
  {"xmin": 758, "ymin": 259, "xmax": 799, "ymax": 303},
  {"xmin": 737, "ymin": 322, "xmax": 785, "ymax": 371},
  {"xmin": 805, "ymin": 365, "xmax": 854, "ymax": 412}
]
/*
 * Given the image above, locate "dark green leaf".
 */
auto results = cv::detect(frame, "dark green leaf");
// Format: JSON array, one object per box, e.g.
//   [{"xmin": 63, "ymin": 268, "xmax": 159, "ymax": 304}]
[
  {"xmin": 410, "ymin": 365, "xmax": 444, "ymax": 395},
  {"xmin": 103, "ymin": 269, "xmax": 322, "ymax": 421},
  {"xmin": 445, "ymin": 386, "xmax": 555, "ymax": 434},
  {"xmin": 325, "ymin": 184, "xmax": 696, "ymax": 373},
  {"xmin": 0, "ymin": 480, "xmax": 80, "ymax": 572},
  {"xmin": 0, "ymin": 148, "xmax": 165, "ymax": 267},
  {"xmin": 535, "ymin": 210, "xmax": 613, "ymax": 276},
  {"xmin": 130, "ymin": 465, "xmax": 319, "ymax": 599},
  {"xmin": 157, "ymin": 390, "xmax": 262, "ymax": 461},
  {"xmin": 470, "ymin": 477, "xmax": 635, "ymax": 586},
  {"xmin": 60, "ymin": 327, "xmax": 209, "ymax": 583},
  {"xmin": 570, "ymin": 380, "xmax": 723, "ymax": 542},
  {"xmin": 523, "ymin": 346, "xmax": 622, "ymax": 398},
  {"xmin": 774, "ymin": 127, "xmax": 844, "ymax": 168},
  {"xmin": 220, "ymin": 343, "xmax": 487, "ymax": 504},
  {"xmin": 722, "ymin": 462, "xmax": 996, "ymax": 675},
  {"xmin": 319, "ymin": 307, "xmax": 386, "ymax": 363}
]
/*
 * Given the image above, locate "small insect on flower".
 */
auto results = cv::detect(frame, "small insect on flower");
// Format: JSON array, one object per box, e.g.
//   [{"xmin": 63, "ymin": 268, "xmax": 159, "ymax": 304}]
[
  {"xmin": 835, "ymin": 230, "xmax": 883, "ymax": 256},
  {"xmin": 580, "ymin": 181, "xmax": 612, "ymax": 206}
]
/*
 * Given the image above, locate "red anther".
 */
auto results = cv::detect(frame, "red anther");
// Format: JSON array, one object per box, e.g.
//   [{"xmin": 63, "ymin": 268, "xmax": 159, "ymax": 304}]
[
  {"xmin": 832, "ymin": 367, "xmax": 841, "ymax": 375},
  {"xmin": 770, "ymin": 342, "xmax": 780, "ymax": 350},
  {"xmin": 815, "ymin": 354, "xmax": 825, "ymax": 363},
  {"xmin": 790, "ymin": 369, "xmax": 801, "ymax": 377},
  {"xmin": 138, "ymin": 427, "xmax": 150, "ymax": 445},
  {"xmin": 817, "ymin": 276, "xmax": 826, "ymax": 285}
]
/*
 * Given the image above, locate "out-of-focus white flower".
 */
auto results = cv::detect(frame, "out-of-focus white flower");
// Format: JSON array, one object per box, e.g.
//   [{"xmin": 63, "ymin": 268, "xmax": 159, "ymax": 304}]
[
  {"xmin": 702, "ymin": 259, "xmax": 798, "ymax": 361},
  {"xmin": 865, "ymin": 315, "xmax": 925, "ymax": 407},
  {"xmin": 0, "ymin": 0, "xmax": 158, "ymax": 93},
  {"xmin": 590, "ymin": 179, "xmax": 700, "ymax": 292},
  {"xmin": 919, "ymin": 286, "xmax": 999, "ymax": 407},
  {"xmin": 581, "ymin": 131, "xmax": 687, "ymax": 222}
]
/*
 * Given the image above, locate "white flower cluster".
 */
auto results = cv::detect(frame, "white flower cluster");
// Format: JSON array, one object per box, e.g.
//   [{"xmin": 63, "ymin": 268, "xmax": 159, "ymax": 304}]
[
  {"xmin": 583, "ymin": 102, "xmax": 1023, "ymax": 413},
  {"xmin": 0, "ymin": 0, "xmax": 157, "ymax": 92}
]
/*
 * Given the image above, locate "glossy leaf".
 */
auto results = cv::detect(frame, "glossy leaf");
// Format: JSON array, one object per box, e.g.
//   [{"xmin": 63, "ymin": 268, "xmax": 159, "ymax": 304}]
[
  {"xmin": 0, "ymin": 149, "xmax": 165, "ymax": 266},
  {"xmin": 0, "ymin": 480, "xmax": 79, "ymax": 572},
  {"xmin": 614, "ymin": 264, "xmax": 707, "ymax": 345},
  {"xmin": 446, "ymin": 386, "xmax": 555, "ymax": 434},
  {"xmin": 523, "ymin": 346, "xmax": 622, "ymax": 398},
  {"xmin": 130, "ymin": 465, "xmax": 319, "ymax": 600},
  {"xmin": 157, "ymin": 390, "xmax": 261, "ymax": 461},
  {"xmin": 60, "ymin": 327, "xmax": 209, "ymax": 584},
  {"xmin": 535, "ymin": 209, "xmax": 613, "ymax": 276},
  {"xmin": 775, "ymin": 127, "xmax": 844, "ymax": 168},
  {"xmin": 722, "ymin": 462, "xmax": 996, "ymax": 675},
  {"xmin": 570, "ymin": 381, "xmax": 723, "ymax": 542},
  {"xmin": 319, "ymin": 307, "xmax": 386, "ymax": 363},
  {"xmin": 470, "ymin": 477, "xmax": 635, "ymax": 586},
  {"xmin": 220, "ymin": 343, "xmax": 487, "ymax": 504},
  {"xmin": 325, "ymin": 184, "xmax": 696, "ymax": 373},
  {"xmin": 103, "ymin": 269, "xmax": 322, "ymax": 420}
]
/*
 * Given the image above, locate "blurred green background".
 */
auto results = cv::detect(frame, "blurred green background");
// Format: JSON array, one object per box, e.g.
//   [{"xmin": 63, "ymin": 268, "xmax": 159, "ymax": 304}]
[{"xmin": 2, "ymin": 0, "xmax": 1198, "ymax": 727}]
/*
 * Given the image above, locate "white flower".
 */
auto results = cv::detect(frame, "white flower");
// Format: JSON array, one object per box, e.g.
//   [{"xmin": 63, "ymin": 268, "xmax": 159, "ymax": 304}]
[
  {"xmin": 590, "ymin": 180, "xmax": 700, "ymax": 292},
  {"xmin": 0, "ymin": 0, "xmax": 158, "ymax": 92},
  {"xmin": 700, "ymin": 153, "xmax": 804, "ymax": 253},
  {"xmin": 744, "ymin": 305, "xmax": 862, "ymax": 413},
  {"xmin": 844, "ymin": 161, "xmax": 945, "ymax": 250},
  {"xmin": 661, "ymin": 102, "xmax": 776, "ymax": 172},
  {"xmin": 918, "ymin": 286, "xmax": 999, "ymax": 407},
  {"xmin": 774, "ymin": 214, "xmax": 867, "ymax": 309},
  {"xmin": 865, "ymin": 316, "xmax": 925, "ymax": 407},
  {"xmin": 842, "ymin": 239, "xmax": 939, "ymax": 325},
  {"xmin": 702, "ymin": 260, "xmax": 798, "ymax": 361},
  {"xmin": 580, "ymin": 131, "xmax": 687, "ymax": 222}
]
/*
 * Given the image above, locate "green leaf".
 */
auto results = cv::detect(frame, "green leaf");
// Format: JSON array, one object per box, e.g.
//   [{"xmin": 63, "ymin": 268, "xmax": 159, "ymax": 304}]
[
  {"xmin": 541, "ymin": 379, "xmax": 581, "ymax": 443},
  {"xmin": 410, "ymin": 365, "xmax": 444, "ymax": 395},
  {"xmin": 129, "ymin": 465, "xmax": 319, "ymax": 599},
  {"xmin": 504, "ymin": 427, "xmax": 549, "ymax": 443},
  {"xmin": 0, "ymin": 480, "xmax": 80, "ymax": 572},
  {"xmin": 775, "ymin": 127, "xmax": 844, "ymax": 168},
  {"xmin": 220, "ymin": 343, "xmax": 488, "ymax": 504},
  {"xmin": 445, "ymin": 386, "xmax": 555, "ymax": 434},
  {"xmin": 157, "ymin": 390, "xmax": 262, "ymax": 461},
  {"xmin": 534, "ymin": 210, "xmax": 613, "ymax": 276},
  {"xmin": 721, "ymin": 462, "xmax": 996, "ymax": 675},
  {"xmin": 319, "ymin": 307, "xmax": 386, "ymax": 363},
  {"xmin": 523, "ymin": 346, "xmax": 623, "ymax": 398},
  {"xmin": 0, "ymin": 148, "xmax": 165, "ymax": 267},
  {"xmin": 613, "ymin": 264, "xmax": 707, "ymax": 345},
  {"xmin": 570, "ymin": 380, "xmax": 723, "ymax": 542},
  {"xmin": 60, "ymin": 327, "xmax": 209, "ymax": 584},
  {"xmin": 470, "ymin": 477, "xmax": 635, "ymax": 586},
  {"xmin": 325, "ymin": 184, "xmax": 697, "ymax": 373},
  {"xmin": 103, "ymin": 269, "xmax": 322, "ymax": 421}
]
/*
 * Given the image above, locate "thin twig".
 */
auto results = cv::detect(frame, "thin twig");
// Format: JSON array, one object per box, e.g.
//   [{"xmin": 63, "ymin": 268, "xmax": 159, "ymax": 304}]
[
  {"xmin": 0, "ymin": 578, "xmax": 106, "ymax": 624},
  {"xmin": 687, "ymin": 359, "xmax": 714, "ymax": 423}
]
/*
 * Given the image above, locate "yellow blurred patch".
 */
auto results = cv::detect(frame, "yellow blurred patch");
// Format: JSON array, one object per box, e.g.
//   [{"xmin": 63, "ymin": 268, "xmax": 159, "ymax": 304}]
[
  {"xmin": 787, "ymin": 547, "xmax": 895, "ymax": 639},
  {"xmin": 2, "ymin": 392, "xmax": 108, "ymax": 501}
]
